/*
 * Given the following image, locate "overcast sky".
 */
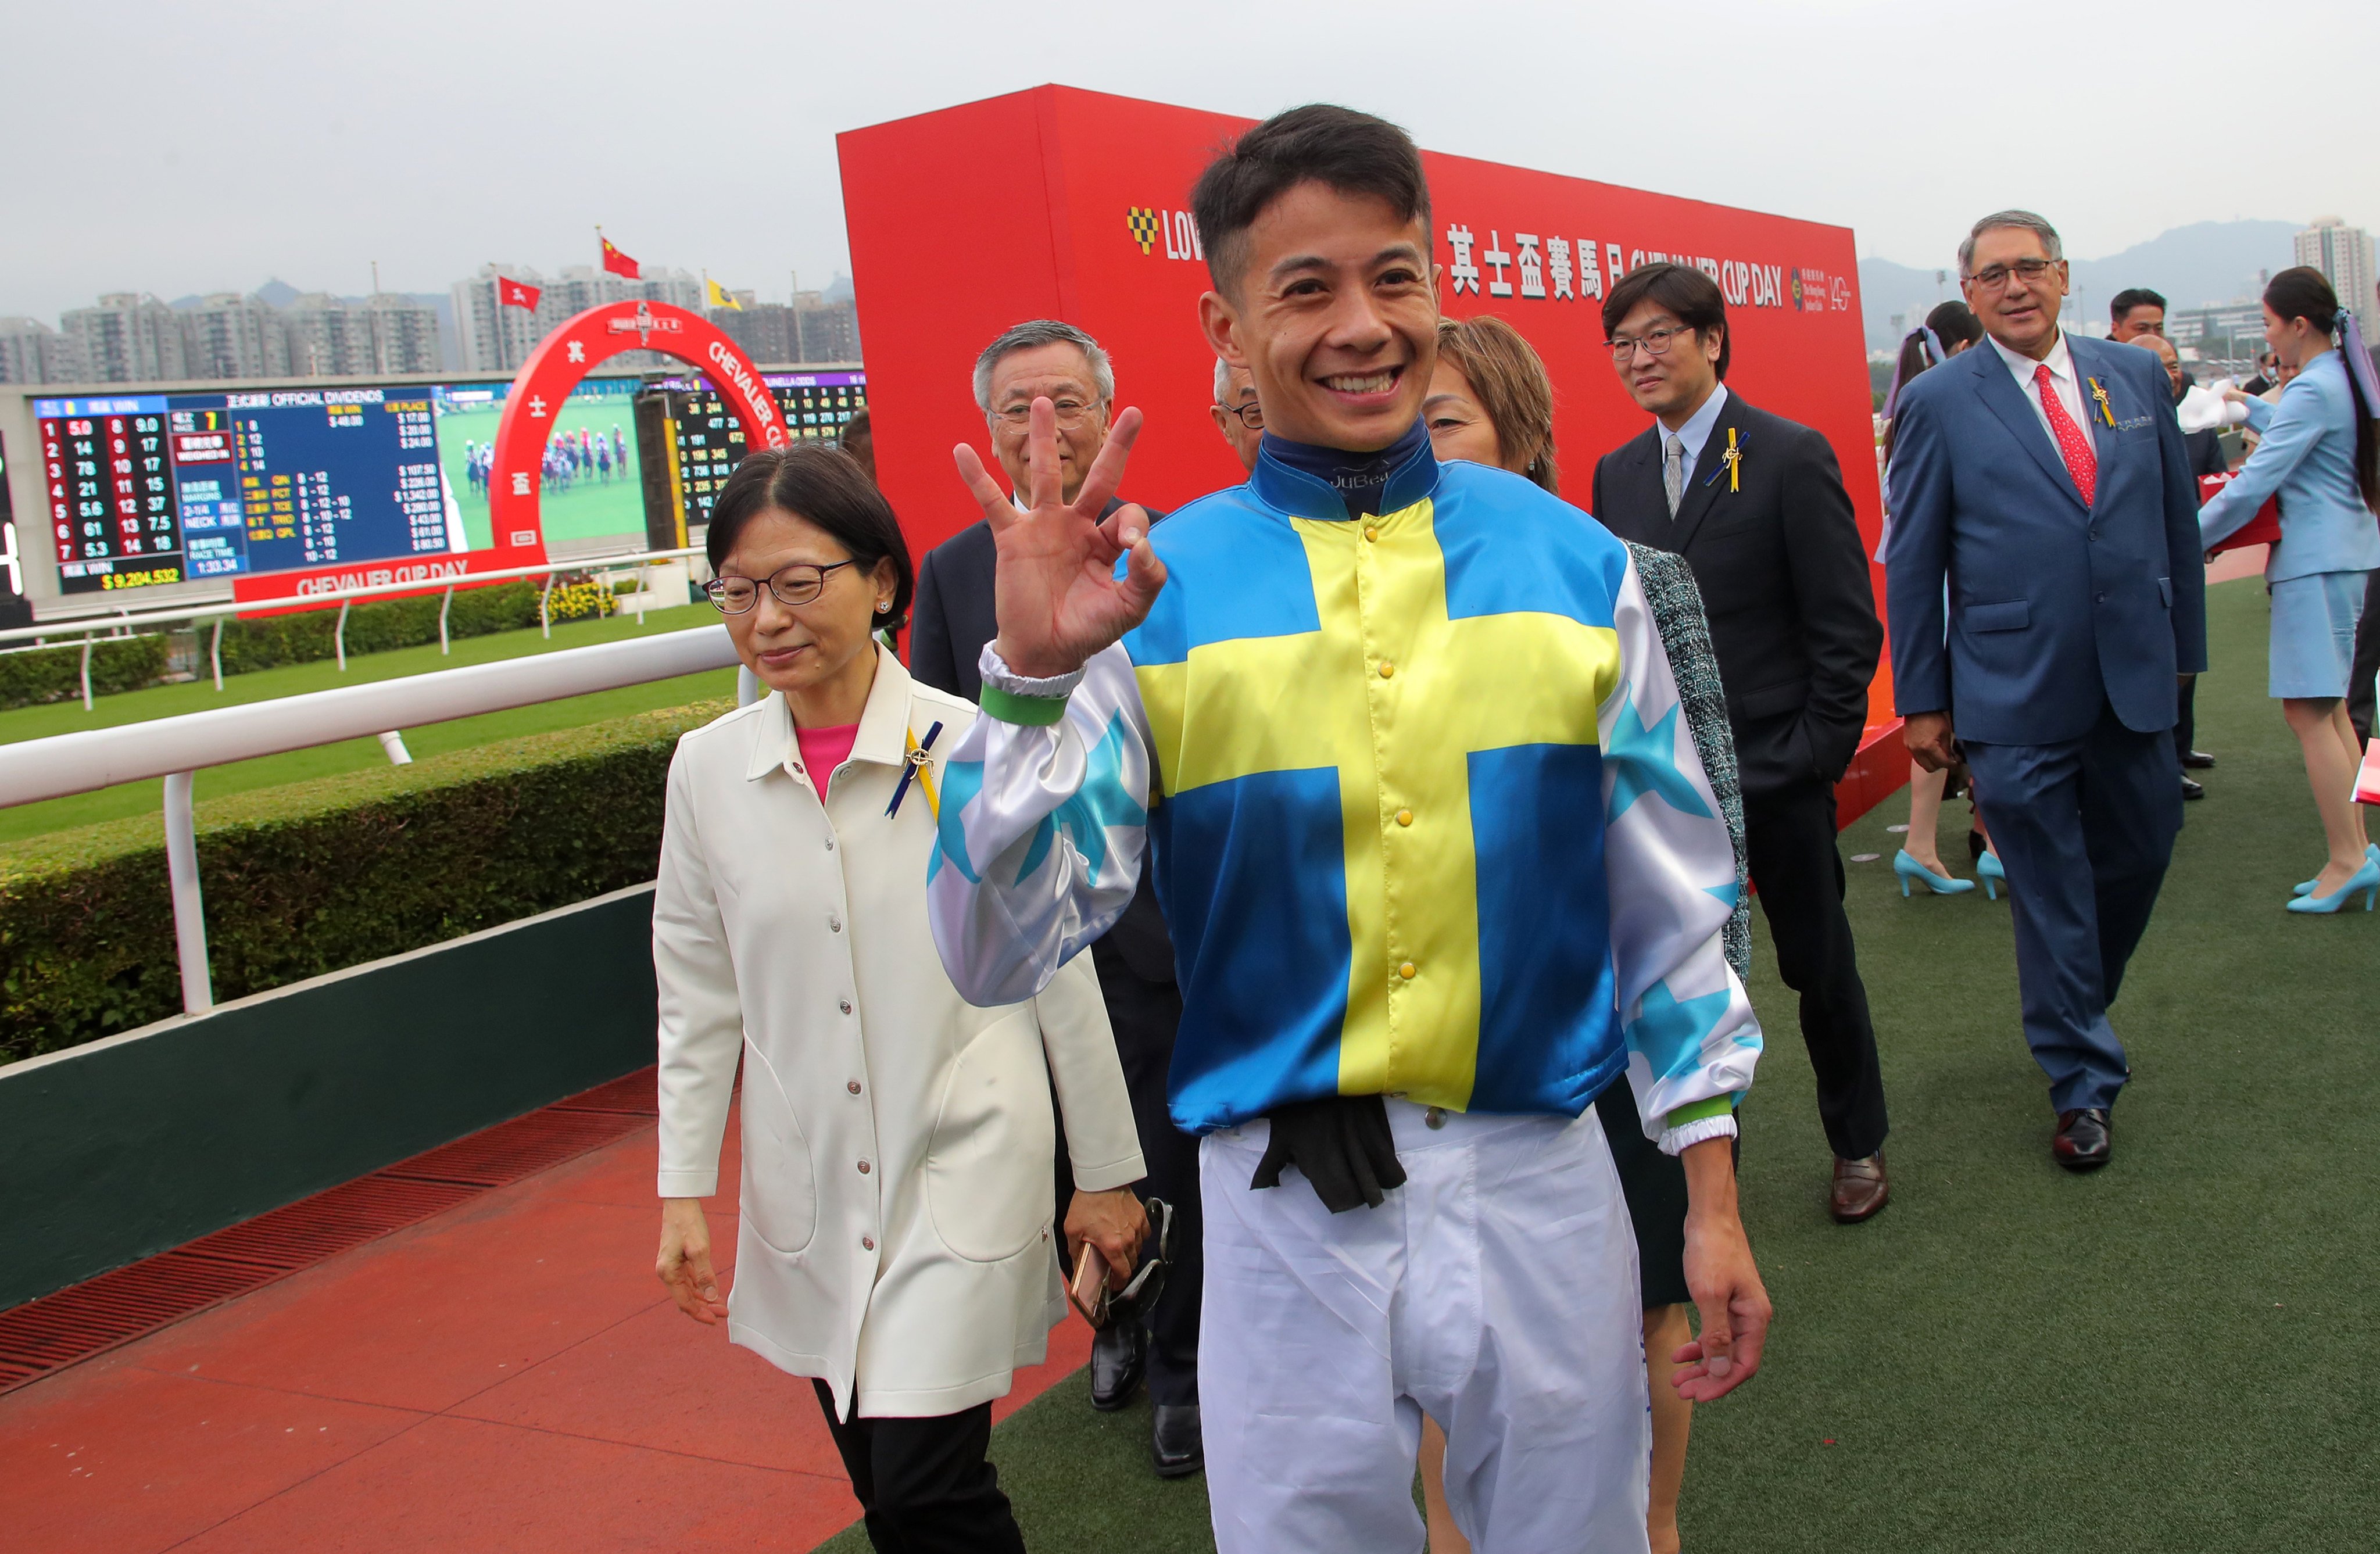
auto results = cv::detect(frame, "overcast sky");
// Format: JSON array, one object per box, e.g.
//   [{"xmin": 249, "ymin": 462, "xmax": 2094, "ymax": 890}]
[{"xmin": 4, "ymin": 0, "xmax": 2373, "ymax": 320}]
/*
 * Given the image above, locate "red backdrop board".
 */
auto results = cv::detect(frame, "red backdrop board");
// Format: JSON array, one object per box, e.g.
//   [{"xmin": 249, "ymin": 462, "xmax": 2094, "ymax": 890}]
[{"xmin": 840, "ymin": 85, "xmax": 1896, "ymax": 746}]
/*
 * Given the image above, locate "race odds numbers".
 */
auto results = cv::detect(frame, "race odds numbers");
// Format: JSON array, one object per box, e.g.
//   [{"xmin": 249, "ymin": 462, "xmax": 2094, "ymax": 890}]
[
  {"xmin": 39, "ymin": 403, "xmax": 180, "ymax": 592},
  {"xmin": 35, "ymin": 391, "xmax": 464, "ymax": 594}
]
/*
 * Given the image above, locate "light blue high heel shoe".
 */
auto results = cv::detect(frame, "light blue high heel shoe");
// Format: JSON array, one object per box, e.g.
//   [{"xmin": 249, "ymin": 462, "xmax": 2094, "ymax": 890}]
[
  {"xmin": 1976, "ymin": 850, "xmax": 2006, "ymax": 901},
  {"xmin": 1895, "ymin": 850, "xmax": 1977, "ymax": 897},
  {"xmin": 2295, "ymin": 842, "xmax": 2380, "ymax": 896},
  {"xmin": 2285, "ymin": 854, "xmax": 2380, "ymax": 915}
]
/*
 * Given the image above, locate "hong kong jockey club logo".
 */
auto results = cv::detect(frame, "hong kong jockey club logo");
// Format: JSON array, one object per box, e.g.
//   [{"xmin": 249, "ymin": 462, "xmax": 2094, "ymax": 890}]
[{"xmin": 1127, "ymin": 206, "xmax": 1163, "ymax": 256}]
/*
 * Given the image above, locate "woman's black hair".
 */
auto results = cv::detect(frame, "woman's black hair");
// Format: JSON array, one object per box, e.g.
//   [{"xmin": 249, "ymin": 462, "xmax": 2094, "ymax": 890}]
[
  {"xmin": 1882, "ymin": 303, "xmax": 1984, "ymax": 464},
  {"xmin": 706, "ymin": 445, "xmax": 915, "ymax": 631},
  {"xmin": 1926, "ymin": 300, "xmax": 1982, "ymax": 349},
  {"xmin": 2264, "ymin": 265, "xmax": 2378, "ymax": 512}
]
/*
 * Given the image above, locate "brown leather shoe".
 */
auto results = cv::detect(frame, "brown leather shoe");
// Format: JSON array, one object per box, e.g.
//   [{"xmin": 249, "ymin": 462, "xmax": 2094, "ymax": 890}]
[
  {"xmin": 1829, "ymin": 1152, "xmax": 1889, "ymax": 1223},
  {"xmin": 2052, "ymin": 1108, "xmax": 2112, "ymax": 1171}
]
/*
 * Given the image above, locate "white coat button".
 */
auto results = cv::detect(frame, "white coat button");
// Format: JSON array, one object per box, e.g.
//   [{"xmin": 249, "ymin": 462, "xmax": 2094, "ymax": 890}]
[
  {"xmin": 862, "ymin": 1236, "xmax": 875, "ymax": 1251},
  {"xmin": 839, "ymin": 998, "xmax": 853, "ymax": 1015},
  {"xmin": 829, "ymin": 914, "xmax": 843, "ymax": 932},
  {"xmin": 824, "ymin": 836, "xmax": 835, "ymax": 851},
  {"xmin": 847, "ymin": 1080, "xmax": 862, "ymax": 1095},
  {"xmin": 857, "ymin": 1160, "xmax": 871, "ymax": 1175}
]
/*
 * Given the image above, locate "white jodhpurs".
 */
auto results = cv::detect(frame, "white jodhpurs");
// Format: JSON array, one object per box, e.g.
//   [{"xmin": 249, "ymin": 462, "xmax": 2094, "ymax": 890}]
[{"xmin": 1197, "ymin": 1100, "xmax": 1651, "ymax": 1554}]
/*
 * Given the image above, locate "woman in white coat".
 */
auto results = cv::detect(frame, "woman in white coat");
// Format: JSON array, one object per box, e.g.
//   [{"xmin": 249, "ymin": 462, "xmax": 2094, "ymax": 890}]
[{"xmin": 652, "ymin": 446, "xmax": 1149, "ymax": 1552}]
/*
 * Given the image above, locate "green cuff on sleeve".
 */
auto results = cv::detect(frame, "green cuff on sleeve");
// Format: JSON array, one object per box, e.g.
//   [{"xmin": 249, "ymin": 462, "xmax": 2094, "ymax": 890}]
[
  {"xmin": 1665, "ymin": 1095, "xmax": 1735, "ymax": 1132},
  {"xmin": 978, "ymin": 682, "xmax": 1071, "ymax": 726}
]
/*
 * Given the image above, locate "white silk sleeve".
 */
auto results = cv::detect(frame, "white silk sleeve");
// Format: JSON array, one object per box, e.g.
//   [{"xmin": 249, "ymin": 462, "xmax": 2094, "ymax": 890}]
[
  {"xmin": 926, "ymin": 643, "xmax": 1154, "ymax": 1008},
  {"xmin": 1599, "ymin": 553, "xmax": 1765, "ymax": 1154}
]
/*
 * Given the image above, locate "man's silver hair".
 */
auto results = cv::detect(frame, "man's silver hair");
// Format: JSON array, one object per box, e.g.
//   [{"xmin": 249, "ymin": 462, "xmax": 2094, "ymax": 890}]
[
  {"xmin": 1959, "ymin": 210, "xmax": 2063, "ymax": 277},
  {"xmin": 1212, "ymin": 356, "xmax": 1234, "ymax": 404},
  {"xmin": 972, "ymin": 319, "xmax": 1115, "ymax": 413}
]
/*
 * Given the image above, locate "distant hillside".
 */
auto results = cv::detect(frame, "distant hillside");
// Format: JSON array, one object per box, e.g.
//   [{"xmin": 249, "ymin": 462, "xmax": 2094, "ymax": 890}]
[
  {"xmin": 164, "ymin": 280, "xmax": 460, "ymax": 372},
  {"xmin": 1860, "ymin": 219, "xmax": 2299, "ymax": 350}
]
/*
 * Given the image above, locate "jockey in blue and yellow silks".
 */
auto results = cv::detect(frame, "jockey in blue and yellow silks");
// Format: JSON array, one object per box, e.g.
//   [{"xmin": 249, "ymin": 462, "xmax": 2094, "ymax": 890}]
[{"xmin": 929, "ymin": 424, "xmax": 1759, "ymax": 1154}]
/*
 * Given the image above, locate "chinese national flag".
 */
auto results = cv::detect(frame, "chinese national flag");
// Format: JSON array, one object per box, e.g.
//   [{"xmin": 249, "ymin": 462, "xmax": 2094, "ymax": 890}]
[
  {"xmin": 600, "ymin": 236, "xmax": 641, "ymax": 279},
  {"xmin": 496, "ymin": 274, "xmax": 541, "ymax": 310}
]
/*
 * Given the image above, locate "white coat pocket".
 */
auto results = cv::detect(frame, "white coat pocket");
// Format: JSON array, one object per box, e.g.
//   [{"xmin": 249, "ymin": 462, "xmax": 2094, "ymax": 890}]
[
  {"xmin": 925, "ymin": 1008, "xmax": 1057, "ymax": 1262},
  {"xmin": 739, "ymin": 1043, "xmax": 819, "ymax": 1255}
]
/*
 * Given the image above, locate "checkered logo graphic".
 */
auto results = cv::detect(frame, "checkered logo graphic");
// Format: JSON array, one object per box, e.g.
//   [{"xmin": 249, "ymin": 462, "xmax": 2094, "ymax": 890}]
[{"xmin": 1127, "ymin": 206, "xmax": 1162, "ymax": 256}]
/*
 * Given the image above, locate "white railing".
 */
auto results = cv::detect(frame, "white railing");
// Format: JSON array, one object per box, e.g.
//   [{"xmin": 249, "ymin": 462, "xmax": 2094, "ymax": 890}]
[
  {"xmin": 0, "ymin": 625, "xmax": 749, "ymax": 1018},
  {"xmin": 4, "ymin": 545, "xmax": 708, "ymax": 706}
]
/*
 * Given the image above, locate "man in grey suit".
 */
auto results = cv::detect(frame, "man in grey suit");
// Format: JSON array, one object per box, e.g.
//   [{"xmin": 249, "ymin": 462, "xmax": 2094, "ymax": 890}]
[{"xmin": 1885, "ymin": 210, "xmax": 2207, "ymax": 1172}]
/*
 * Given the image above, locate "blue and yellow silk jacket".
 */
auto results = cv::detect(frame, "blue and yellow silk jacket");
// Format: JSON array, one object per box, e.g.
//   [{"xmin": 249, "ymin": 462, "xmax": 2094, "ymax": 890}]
[{"xmin": 928, "ymin": 436, "xmax": 1760, "ymax": 1152}]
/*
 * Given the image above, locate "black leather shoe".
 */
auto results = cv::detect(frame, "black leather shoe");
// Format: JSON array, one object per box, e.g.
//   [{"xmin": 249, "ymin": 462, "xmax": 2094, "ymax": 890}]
[
  {"xmin": 2182, "ymin": 750, "xmax": 2216, "ymax": 769},
  {"xmin": 2052, "ymin": 1108, "xmax": 2112, "ymax": 1171},
  {"xmin": 1089, "ymin": 1321, "xmax": 1146, "ymax": 1412},
  {"xmin": 2181, "ymin": 775, "xmax": 2205, "ymax": 800},
  {"xmin": 1151, "ymin": 1403, "xmax": 1204, "ymax": 1478}
]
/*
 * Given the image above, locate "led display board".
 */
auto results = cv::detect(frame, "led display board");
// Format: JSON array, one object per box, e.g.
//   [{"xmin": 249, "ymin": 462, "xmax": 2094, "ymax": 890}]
[{"xmin": 633, "ymin": 370, "xmax": 867, "ymax": 549}]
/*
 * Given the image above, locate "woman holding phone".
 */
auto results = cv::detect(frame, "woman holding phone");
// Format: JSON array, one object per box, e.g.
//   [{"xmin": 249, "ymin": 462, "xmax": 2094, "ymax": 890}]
[{"xmin": 651, "ymin": 445, "xmax": 1148, "ymax": 1551}]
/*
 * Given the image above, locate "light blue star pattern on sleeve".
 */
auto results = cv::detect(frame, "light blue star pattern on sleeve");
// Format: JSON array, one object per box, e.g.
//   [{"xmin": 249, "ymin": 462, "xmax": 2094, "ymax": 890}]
[
  {"xmin": 1628, "ymin": 976, "xmax": 1735, "ymax": 1083},
  {"xmin": 929, "ymin": 760, "xmax": 986, "ymax": 884},
  {"xmin": 1605, "ymin": 680, "xmax": 1715, "ymax": 823},
  {"xmin": 1016, "ymin": 713, "xmax": 1148, "ymax": 882}
]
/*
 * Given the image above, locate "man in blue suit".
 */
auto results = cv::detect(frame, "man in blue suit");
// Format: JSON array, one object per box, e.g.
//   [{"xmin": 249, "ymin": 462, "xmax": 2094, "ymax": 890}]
[{"xmin": 1886, "ymin": 210, "xmax": 2207, "ymax": 1171}]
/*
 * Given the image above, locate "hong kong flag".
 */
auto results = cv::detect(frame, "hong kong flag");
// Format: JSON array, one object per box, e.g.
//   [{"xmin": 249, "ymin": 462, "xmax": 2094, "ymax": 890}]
[
  {"xmin": 600, "ymin": 235, "xmax": 641, "ymax": 279},
  {"xmin": 496, "ymin": 274, "xmax": 542, "ymax": 310}
]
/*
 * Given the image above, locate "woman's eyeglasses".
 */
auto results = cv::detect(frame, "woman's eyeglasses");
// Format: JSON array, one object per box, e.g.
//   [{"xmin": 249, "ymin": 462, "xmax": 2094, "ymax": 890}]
[{"xmin": 705, "ymin": 559, "xmax": 857, "ymax": 614}]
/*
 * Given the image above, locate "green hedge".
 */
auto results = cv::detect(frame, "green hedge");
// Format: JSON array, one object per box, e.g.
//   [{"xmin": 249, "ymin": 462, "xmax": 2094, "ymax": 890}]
[
  {"xmin": 0, "ymin": 697, "xmax": 729, "ymax": 1065},
  {"xmin": 215, "ymin": 578, "xmax": 613, "ymax": 675},
  {"xmin": 0, "ymin": 635, "xmax": 171, "ymax": 712}
]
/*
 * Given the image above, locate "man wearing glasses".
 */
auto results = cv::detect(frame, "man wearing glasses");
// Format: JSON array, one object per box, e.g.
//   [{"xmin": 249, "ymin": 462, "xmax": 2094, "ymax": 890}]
[
  {"xmin": 1886, "ymin": 211, "xmax": 2203, "ymax": 1173},
  {"xmin": 1590, "ymin": 261, "xmax": 1892, "ymax": 1226},
  {"xmin": 1210, "ymin": 356, "xmax": 1264, "ymax": 471},
  {"xmin": 907, "ymin": 319, "xmax": 1204, "ymax": 1479}
]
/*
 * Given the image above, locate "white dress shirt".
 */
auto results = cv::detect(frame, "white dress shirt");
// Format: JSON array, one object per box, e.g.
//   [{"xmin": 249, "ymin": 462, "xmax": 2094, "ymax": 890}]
[{"xmin": 1988, "ymin": 330, "xmax": 2089, "ymax": 453}]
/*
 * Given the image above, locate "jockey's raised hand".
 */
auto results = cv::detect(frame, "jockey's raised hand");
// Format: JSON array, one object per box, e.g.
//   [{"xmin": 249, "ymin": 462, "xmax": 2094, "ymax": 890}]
[{"xmin": 954, "ymin": 397, "xmax": 1167, "ymax": 680}]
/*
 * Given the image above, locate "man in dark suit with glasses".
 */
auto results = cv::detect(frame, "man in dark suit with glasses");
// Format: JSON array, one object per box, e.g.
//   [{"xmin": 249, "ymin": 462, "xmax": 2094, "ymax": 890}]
[
  {"xmin": 1590, "ymin": 261, "xmax": 1892, "ymax": 1225},
  {"xmin": 907, "ymin": 320, "xmax": 1202, "ymax": 1479}
]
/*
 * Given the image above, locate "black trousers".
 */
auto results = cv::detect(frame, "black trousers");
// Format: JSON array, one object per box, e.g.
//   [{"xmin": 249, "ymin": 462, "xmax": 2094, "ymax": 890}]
[
  {"xmin": 813, "ymin": 1381, "xmax": 1023, "ymax": 1554},
  {"xmin": 2349, "ymin": 568, "xmax": 2379, "ymax": 743},
  {"xmin": 2173, "ymin": 675, "xmax": 2199, "ymax": 767},
  {"xmin": 1055, "ymin": 946, "xmax": 1203, "ymax": 1407},
  {"xmin": 1742, "ymin": 778, "xmax": 1888, "ymax": 1160}
]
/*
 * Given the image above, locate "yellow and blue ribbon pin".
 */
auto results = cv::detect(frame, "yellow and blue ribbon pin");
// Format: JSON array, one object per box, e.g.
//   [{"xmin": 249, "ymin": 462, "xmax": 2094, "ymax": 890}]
[{"xmin": 887, "ymin": 720, "xmax": 943, "ymax": 819}]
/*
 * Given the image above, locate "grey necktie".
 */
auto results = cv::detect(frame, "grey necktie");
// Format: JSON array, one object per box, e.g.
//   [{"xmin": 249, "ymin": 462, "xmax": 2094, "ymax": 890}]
[{"xmin": 1663, "ymin": 433, "xmax": 1687, "ymax": 518}]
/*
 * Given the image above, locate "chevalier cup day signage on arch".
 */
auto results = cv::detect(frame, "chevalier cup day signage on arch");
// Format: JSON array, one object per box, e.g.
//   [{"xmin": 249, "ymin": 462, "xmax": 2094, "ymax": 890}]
[
  {"xmin": 229, "ymin": 300, "xmax": 786, "ymax": 608},
  {"xmin": 840, "ymin": 87, "xmax": 1889, "ymax": 733}
]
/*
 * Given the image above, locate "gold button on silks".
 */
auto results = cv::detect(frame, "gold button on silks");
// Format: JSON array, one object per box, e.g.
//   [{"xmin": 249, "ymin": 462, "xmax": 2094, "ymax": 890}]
[
  {"xmin": 1379, "ymin": 662, "xmax": 1395, "ymax": 679},
  {"xmin": 1363, "ymin": 525, "xmax": 1378, "ymax": 542},
  {"xmin": 1395, "ymin": 808, "xmax": 1413, "ymax": 827},
  {"xmin": 1398, "ymin": 961, "xmax": 1417, "ymax": 980}
]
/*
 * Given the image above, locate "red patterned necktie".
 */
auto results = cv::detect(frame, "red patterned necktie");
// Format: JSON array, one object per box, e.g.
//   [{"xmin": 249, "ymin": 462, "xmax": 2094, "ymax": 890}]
[{"xmin": 2033, "ymin": 362, "xmax": 2096, "ymax": 506}]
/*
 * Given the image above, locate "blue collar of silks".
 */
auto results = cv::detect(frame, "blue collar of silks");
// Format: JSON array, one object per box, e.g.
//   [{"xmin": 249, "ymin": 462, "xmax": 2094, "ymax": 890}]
[{"xmin": 1251, "ymin": 420, "xmax": 1438, "ymax": 522}]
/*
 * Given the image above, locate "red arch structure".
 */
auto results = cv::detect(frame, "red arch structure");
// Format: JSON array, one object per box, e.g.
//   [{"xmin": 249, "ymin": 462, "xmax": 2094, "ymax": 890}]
[{"xmin": 486, "ymin": 300, "xmax": 789, "ymax": 565}]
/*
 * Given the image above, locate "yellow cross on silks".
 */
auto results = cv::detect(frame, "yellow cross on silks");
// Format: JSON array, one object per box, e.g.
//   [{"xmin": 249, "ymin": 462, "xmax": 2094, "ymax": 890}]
[{"xmin": 1134, "ymin": 498, "xmax": 1620, "ymax": 1109}]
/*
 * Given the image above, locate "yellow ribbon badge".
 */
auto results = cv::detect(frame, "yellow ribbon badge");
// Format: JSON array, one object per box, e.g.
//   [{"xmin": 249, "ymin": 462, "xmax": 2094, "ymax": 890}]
[
  {"xmin": 2088, "ymin": 377, "xmax": 2116, "ymax": 428},
  {"xmin": 1724, "ymin": 426, "xmax": 1742, "ymax": 492}
]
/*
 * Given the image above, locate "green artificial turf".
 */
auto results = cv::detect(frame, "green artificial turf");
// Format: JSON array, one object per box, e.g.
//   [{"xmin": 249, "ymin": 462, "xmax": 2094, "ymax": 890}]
[
  {"xmin": 819, "ymin": 575, "xmax": 2377, "ymax": 1554},
  {"xmin": 0, "ymin": 607, "xmax": 730, "ymax": 844}
]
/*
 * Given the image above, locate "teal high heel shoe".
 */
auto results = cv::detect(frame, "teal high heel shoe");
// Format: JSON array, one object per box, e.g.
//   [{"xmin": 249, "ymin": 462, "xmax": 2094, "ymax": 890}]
[
  {"xmin": 1895, "ymin": 850, "xmax": 1977, "ymax": 897},
  {"xmin": 1976, "ymin": 850, "xmax": 2006, "ymax": 901},
  {"xmin": 2286, "ymin": 855, "xmax": 2380, "ymax": 915},
  {"xmin": 2296, "ymin": 842, "xmax": 2380, "ymax": 896}
]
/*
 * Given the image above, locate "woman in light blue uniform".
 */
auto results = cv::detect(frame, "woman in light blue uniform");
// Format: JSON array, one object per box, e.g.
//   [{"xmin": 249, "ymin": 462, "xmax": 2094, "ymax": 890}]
[{"xmin": 2200, "ymin": 267, "xmax": 2380, "ymax": 912}]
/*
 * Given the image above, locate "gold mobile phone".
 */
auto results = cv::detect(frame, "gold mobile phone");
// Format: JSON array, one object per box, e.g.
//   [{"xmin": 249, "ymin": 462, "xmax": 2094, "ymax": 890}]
[{"xmin": 1068, "ymin": 1242, "xmax": 1110, "ymax": 1327}]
